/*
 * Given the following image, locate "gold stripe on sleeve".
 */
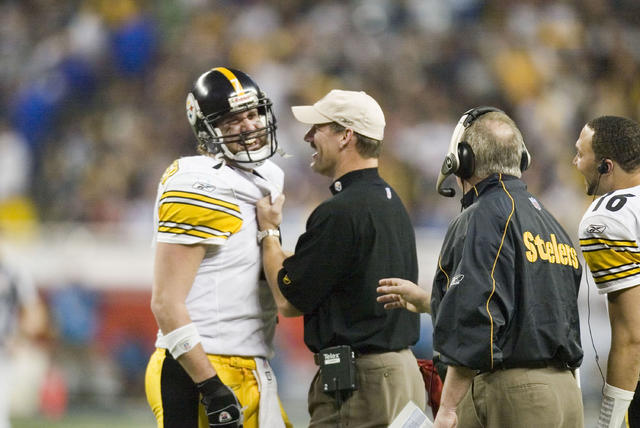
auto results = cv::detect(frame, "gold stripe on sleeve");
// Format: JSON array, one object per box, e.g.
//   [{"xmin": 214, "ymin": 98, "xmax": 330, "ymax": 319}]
[
  {"xmin": 579, "ymin": 238, "xmax": 637, "ymax": 248},
  {"xmin": 486, "ymin": 174, "xmax": 515, "ymax": 370},
  {"xmin": 160, "ymin": 191, "xmax": 241, "ymax": 214},
  {"xmin": 158, "ymin": 202, "xmax": 242, "ymax": 235},
  {"xmin": 158, "ymin": 226, "xmax": 226, "ymax": 240},
  {"xmin": 583, "ymin": 249, "xmax": 640, "ymax": 272},
  {"xmin": 438, "ymin": 256, "xmax": 450, "ymax": 290},
  {"xmin": 594, "ymin": 267, "xmax": 640, "ymax": 284}
]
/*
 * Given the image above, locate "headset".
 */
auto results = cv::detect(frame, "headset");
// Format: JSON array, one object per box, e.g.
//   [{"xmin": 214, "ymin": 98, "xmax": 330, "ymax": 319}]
[
  {"xmin": 597, "ymin": 158, "xmax": 610, "ymax": 174},
  {"xmin": 436, "ymin": 106, "xmax": 531, "ymax": 197},
  {"xmin": 590, "ymin": 158, "xmax": 611, "ymax": 203}
]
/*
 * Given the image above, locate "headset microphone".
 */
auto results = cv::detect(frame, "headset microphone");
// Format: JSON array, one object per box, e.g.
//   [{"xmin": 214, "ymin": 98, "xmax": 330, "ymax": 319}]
[
  {"xmin": 438, "ymin": 187, "xmax": 455, "ymax": 198},
  {"xmin": 436, "ymin": 113, "xmax": 468, "ymax": 197},
  {"xmin": 436, "ymin": 153, "xmax": 459, "ymax": 197},
  {"xmin": 591, "ymin": 159, "xmax": 609, "ymax": 201}
]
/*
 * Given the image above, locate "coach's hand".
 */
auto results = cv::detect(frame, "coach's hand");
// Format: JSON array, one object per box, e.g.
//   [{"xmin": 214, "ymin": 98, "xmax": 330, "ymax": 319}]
[
  {"xmin": 377, "ymin": 278, "xmax": 431, "ymax": 314},
  {"xmin": 257, "ymin": 194, "xmax": 284, "ymax": 231},
  {"xmin": 434, "ymin": 406, "xmax": 458, "ymax": 428},
  {"xmin": 196, "ymin": 375, "xmax": 243, "ymax": 428}
]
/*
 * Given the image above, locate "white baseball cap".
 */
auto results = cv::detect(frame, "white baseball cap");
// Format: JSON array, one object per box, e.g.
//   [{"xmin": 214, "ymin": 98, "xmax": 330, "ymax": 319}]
[{"xmin": 291, "ymin": 89, "xmax": 385, "ymax": 140}]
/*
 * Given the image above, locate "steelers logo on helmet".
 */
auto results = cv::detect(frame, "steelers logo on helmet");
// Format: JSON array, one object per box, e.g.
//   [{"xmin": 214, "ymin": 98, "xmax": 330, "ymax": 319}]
[
  {"xmin": 186, "ymin": 92, "xmax": 199, "ymax": 126},
  {"xmin": 186, "ymin": 67, "xmax": 278, "ymax": 169}
]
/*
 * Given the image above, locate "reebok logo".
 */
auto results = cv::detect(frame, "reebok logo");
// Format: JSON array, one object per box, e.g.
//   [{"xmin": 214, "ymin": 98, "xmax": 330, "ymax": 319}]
[
  {"xmin": 587, "ymin": 224, "xmax": 606, "ymax": 234},
  {"xmin": 193, "ymin": 182, "xmax": 216, "ymax": 193},
  {"xmin": 450, "ymin": 274, "xmax": 464, "ymax": 287}
]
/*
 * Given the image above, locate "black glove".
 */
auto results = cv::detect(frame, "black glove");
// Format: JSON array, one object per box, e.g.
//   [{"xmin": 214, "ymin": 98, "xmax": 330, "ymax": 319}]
[{"xmin": 196, "ymin": 375, "xmax": 243, "ymax": 428}]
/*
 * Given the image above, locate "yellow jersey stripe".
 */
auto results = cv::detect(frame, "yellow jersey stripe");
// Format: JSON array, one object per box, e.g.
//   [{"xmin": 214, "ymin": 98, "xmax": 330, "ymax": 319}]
[
  {"xmin": 159, "ymin": 220, "xmax": 231, "ymax": 237},
  {"xmin": 593, "ymin": 267, "xmax": 640, "ymax": 284},
  {"xmin": 579, "ymin": 238, "xmax": 637, "ymax": 248},
  {"xmin": 213, "ymin": 67, "xmax": 244, "ymax": 94},
  {"xmin": 160, "ymin": 190, "xmax": 241, "ymax": 214},
  {"xmin": 158, "ymin": 226, "xmax": 228, "ymax": 240},
  {"xmin": 486, "ymin": 174, "xmax": 515, "ymax": 370},
  {"xmin": 158, "ymin": 203, "xmax": 243, "ymax": 235},
  {"xmin": 583, "ymin": 249, "xmax": 640, "ymax": 272}
]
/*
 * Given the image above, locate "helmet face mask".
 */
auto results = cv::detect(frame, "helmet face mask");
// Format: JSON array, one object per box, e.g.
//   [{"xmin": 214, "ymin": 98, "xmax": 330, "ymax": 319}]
[{"xmin": 186, "ymin": 67, "xmax": 278, "ymax": 167}]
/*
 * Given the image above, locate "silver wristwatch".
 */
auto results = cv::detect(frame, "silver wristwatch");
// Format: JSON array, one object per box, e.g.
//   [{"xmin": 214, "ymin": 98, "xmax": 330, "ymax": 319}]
[{"xmin": 257, "ymin": 228, "xmax": 280, "ymax": 244}]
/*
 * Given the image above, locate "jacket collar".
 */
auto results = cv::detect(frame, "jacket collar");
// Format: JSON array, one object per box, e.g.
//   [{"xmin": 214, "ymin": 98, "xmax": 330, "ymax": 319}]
[
  {"xmin": 330, "ymin": 168, "xmax": 379, "ymax": 195},
  {"xmin": 461, "ymin": 174, "xmax": 522, "ymax": 209}
]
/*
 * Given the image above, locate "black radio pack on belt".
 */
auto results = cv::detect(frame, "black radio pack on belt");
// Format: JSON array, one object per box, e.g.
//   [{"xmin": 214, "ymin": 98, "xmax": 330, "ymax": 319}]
[{"xmin": 316, "ymin": 345, "xmax": 359, "ymax": 394}]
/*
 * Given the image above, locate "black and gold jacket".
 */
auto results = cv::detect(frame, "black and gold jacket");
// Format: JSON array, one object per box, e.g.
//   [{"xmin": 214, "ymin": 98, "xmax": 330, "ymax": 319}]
[{"xmin": 431, "ymin": 174, "xmax": 583, "ymax": 371}]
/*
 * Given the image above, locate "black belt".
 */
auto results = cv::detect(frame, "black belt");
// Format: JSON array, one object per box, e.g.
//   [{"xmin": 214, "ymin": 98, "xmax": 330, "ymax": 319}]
[
  {"xmin": 313, "ymin": 348, "xmax": 388, "ymax": 366},
  {"xmin": 487, "ymin": 359, "xmax": 570, "ymax": 372}
]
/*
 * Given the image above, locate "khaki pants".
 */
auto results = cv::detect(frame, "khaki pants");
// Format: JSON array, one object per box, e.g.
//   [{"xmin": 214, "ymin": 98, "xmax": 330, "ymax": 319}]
[
  {"xmin": 308, "ymin": 348, "xmax": 425, "ymax": 428},
  {"xmin": 457, "ymin": 366, "xmax": 584, "ymax": 428}
]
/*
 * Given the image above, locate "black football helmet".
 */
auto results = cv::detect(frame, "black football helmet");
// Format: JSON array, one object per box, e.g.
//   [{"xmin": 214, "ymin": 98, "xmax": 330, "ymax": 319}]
[{"xmin": 186, "ymin": 67, "xmax": 278, "ymax": 166}]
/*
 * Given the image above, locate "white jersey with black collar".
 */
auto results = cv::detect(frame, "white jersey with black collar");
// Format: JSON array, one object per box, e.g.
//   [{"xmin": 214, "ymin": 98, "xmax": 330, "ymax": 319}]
[
  {"xmin": 579, "ymin": 184, "xmax": 640, "ymax": 294},
  {"xmin": 153, "ymin": 155, "xmax": 283, "ymax": 358}
]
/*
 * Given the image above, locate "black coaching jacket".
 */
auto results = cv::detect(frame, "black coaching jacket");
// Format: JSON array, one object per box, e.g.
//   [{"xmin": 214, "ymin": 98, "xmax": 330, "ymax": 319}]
[{"xmin": 431, "ymin": 174, "xmax": 583, "ymax": 372}]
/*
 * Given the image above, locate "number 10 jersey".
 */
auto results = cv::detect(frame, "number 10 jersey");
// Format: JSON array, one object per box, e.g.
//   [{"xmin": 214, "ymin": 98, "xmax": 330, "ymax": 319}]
[{"xmin": 579, "ymin": 184, "xmax": 640, "ymax": 294}]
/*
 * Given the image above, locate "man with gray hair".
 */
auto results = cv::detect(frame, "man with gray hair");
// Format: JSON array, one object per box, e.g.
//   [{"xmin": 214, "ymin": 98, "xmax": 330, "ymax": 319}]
[{"xmin": 378, "ymin": 107, "xmax": 584, "ymax": 427}]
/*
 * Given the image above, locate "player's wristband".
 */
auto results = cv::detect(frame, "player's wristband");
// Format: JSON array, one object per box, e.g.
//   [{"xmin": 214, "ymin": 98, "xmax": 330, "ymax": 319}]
[
  {"xmin": 163, "ymin": 323, "xmax": 202, "ymax": 359},
  {"xmin": 257, "ymin": 228, "xmax": 280, "ymax": 244},
  {"xmin": 597, "ymin": 382, "xmax": 635, "ymax": 428}
]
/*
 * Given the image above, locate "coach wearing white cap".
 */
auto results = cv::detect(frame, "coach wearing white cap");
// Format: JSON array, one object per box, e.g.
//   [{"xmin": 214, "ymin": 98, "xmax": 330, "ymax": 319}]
[{"xmin": 256, "ymin": 89, "xmax": 426, "ymax": 426}]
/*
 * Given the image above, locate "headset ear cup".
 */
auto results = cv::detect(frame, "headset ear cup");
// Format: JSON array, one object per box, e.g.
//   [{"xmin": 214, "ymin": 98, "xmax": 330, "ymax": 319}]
[
  {"xmin": 520, "ymin": 150, "xmax": 530, "ymax": 172},
  {"xmin": 457, "ymin": 141, "xmax": 475, "ymax": 179},
  {"xmin": 598, "ymin": 159, "xmax": 609, "ymax": 174}
]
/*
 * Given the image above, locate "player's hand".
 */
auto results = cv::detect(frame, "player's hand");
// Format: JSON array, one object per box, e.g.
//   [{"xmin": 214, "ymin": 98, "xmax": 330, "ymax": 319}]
[
  {"xmin": 257, "ymin": 194, "xmax": 285, "ymax": 231},
  {"xmin": 196, "ymin": 375, "xmax": 243, "ymax": 428},
  {"xmin": 377, "ymin": 278, "xmax": 431, "ymax": 314}
]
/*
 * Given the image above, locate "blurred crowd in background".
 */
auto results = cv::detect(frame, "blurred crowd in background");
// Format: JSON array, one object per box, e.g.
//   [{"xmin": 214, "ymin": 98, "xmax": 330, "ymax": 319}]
[
  {"xmin": 4, "ymin": 0, "xmax": 640, "ymax": 232},
  {"xmin": 1, "ymin": 0, "xmax": 640, "ymax": 425}
]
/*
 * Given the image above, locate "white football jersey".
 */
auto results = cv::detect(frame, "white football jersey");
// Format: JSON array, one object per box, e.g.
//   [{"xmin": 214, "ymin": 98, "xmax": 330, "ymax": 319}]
[
  {"xmin": 0, "ymin": 264, "xmax": 36, "ymax": 348},
  {"xmin": 579, "ymin": 184, "xmax": 640, "ymax": 294},
  {"xmin": 153, "ymin": 155, "xmax": 284, "ymax": 358}
]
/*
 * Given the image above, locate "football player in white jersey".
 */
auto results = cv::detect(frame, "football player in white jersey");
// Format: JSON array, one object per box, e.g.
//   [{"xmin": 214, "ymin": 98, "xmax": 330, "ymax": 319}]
[
  {"xmin": 0, "ymin": 257, "xmax": 47, "ymax": 428},
  {"xmin": 144, "ymin": 67, "xmax": 291, "ymax": 428},
  {"xmin": 574, "ymin": 116, "xmax": 640, "ymax": 428}
]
